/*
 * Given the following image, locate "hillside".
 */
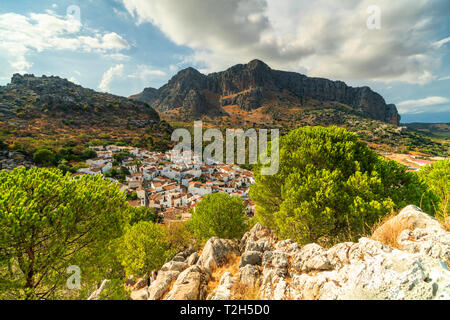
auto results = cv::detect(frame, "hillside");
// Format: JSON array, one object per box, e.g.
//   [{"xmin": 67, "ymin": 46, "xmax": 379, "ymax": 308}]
[
  {"xmin": 405, "ymin": 123, "xmax": 450, "ymax": 139},
  {"xmin": 131, "ymin": 59, "xmax": 400, "ymax": 125},
  {"xmin": 0, "ymin": 74, "xmax": 173, "ymax": 158},
  {"xmin": 122, "ymin": 206, "xmax": 450, "ymax": 301},
  {"xmin": 131, "ymin": 60, "xmax": 449, "ymax": 156}
]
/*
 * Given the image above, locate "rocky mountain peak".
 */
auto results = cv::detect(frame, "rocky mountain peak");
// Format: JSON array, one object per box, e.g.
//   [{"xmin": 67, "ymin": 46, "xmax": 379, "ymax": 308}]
[
  {"xmin": 246, "ymin": 59, "xmax": 271, "ymax": 71},
  {"xmin": 131, "ymin": 60, "xmax": 401, "ymax": 125}
]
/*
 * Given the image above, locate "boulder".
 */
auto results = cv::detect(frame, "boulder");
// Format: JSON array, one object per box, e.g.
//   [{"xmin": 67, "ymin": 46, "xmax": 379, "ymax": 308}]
[
  {"xmin": 133, "ymin": 277, "xmax": 148, "ymax": 291},
  {"xmin": 147, "ymin": 271, "xmax": 180, "ymax": 300},
  {"xmin": 290, "ymin": 238, "xmax": 450, "ymax": 300},
  {"xmin": 164, "ymin": 265, "xmax": 208, "ymax": 300},
  {"xmin": 274, "ymin": 239, "xmax": 301, "ymax": 253},
  {"xmin": 160, "ymin": 261, "xmax": 188, "ymax": 273},
  {"xmin": 130, "ymin": 287, "xmax": 149, "ymax": 300},
  {"xmin": 240, "ymin": 223, "xmax": 273, "ymax": 251},
  {"xmin": 263, "ymin": 251, "xmax": 289, "ymax": 270},
  {"xmin": 240, "ymin": 251, "xmax": 263, "ymax": 268},
  {"xmin": 209, "ymin": 272, "xmax": 235, "ymax": 300},
  {"xmin": 186, "ymin": 252, "xmax": 199, "ymax": 266},
  {"xmin": 196, "ymin": 238, "xmax": 240, "ymax": 275},
  {"xmin": 239, "ymin": 265, "xmax": 261, "ymax": 288},
  {"xmin": 389, "ymin": 206, "xmax": 450, "ymax": 262},
  {"xmin": 172, "ymin": 254, "xmax": 187, "ymax": 263},
  {"xmin": 294, "ymin": 243, "xmax": 333, "ymax": 273}
]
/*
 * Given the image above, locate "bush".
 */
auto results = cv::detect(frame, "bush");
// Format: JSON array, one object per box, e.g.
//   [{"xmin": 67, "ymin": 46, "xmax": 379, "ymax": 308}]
[
  {"xmin": 188, "ymin": 193, "xmax": 248, "ymax": 240},
  {"xmin": 117, "ymin": 221, "xmax": 173, "ymax": 277},
  {"xmin": 418, "ymin": 160, "xmax": 449, "ymax": 222},
  {"xmin": 0, "ymin": 139, "xmax": 7, "ymax": 150},
  {"xmin": 0, "ymin": 168, "xmax": 128, "ymax": 300},
  {"xmin": 97, "ymin": 279, "xmax": 130, "ymax": 300},
  {"xmin": 33, "ymin": 148, "xmax": 57, "ymax": 166},
  {"xmin": 250, "ymin": 126, "xmax": 436, "ymax": 246},
  {"xmin": 165, "ymin": 222, "xmax": 201, "ymax": 253},
  {"xmin": 127, "ymin": 206, "xmax": 160, "ymax": 226}
]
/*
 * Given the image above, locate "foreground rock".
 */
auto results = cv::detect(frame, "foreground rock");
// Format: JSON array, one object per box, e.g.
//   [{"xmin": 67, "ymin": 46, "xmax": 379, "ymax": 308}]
[
  {"xmin": 164, "ymin": 266, "xmax": 208, "ymax": 300},
  {"xmin": 133, "ymin": 206, "xmax": 450, "ymax": 300},
  {"xmin": 196, "ymin": 238, "xmax": 240, "ymax": 276}
]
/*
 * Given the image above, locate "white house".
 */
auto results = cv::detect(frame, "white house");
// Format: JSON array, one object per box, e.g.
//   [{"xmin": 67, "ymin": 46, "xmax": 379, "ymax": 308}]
[{"xmin": 188, "ymin": 182, "xmax": 212, "ymax": 196}]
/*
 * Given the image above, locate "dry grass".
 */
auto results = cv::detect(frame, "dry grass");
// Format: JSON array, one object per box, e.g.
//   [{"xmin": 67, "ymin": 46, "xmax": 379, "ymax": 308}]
[
  {"xmin": 206, "ymin": 254, "xmax": 241, "ymax": 296},
  {"xmin": 231, "ymin": 281, "xmax": 261, "ymax": 300},
  {"xmin": 371, "ymin": 212, "xmax": 413, "ymax": 249},
  {"xmin": 443, "ymin": 218, "xmax": 450, "ymax": 232},
  {"xmin": 438, "ymin": 212, "xmax": 450, "ymax": 232},
  {"xmin": 160, "ymin": 278, "xmax": 177, "ymax": 300},
  {"xmin": 205, "ymin": 254, "xmax": 263, "ymax": 300}
]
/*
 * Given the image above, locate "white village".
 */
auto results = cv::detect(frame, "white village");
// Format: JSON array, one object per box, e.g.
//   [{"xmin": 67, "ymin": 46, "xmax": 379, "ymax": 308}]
[{"xmin": 75, "ymin": 145, "xmax": 256, "ymax": 223}]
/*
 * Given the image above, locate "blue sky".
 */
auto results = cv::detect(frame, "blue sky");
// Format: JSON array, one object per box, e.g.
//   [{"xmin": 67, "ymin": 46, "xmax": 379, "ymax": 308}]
[{"xmin": 1, "ymin": 0, "xmax": 449, "ymax": 123}]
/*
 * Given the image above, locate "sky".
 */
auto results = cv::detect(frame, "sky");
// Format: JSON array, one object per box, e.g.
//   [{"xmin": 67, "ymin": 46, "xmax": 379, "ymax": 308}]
[{"xmin": 0, "ymin": 0, "xmax": 449, "ymax": 123}]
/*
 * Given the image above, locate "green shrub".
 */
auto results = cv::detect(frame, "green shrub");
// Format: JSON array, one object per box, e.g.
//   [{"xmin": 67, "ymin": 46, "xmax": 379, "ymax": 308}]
[
  {"xmin": 127, "ymin": 206, "xmax": 160, "ymax": 226},
  {"xmin": 188, "ymin": 193, "xmax": 248, "ymax": 240},
  {"xmin": 165, "ymin": 222, "xmax": 201, "ymax": 253},
  {"xmin": 117, "ymin": 221, "xmax": 173, "ymax": 277},
  {"xmin": 97, "ymin": 279, "xmax": 130, "ymax": 300},
  {"xmin": 33, "ymin": 148, "xmax": 57, "ymax": 166},
  {"xmin": 0, "ymin": 139, "xmax": 7, "ymax": 150},
  {"xmin": 418, "ymin": 160, "xmax": 449, "ymax": 221},
  {"xmin": 250, "ymin": 126, "xmax": 437, "ymax": 246}
]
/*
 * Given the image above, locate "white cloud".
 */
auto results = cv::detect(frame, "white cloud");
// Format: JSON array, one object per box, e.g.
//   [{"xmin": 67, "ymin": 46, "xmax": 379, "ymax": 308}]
[
  {"xmin": 0, "ymin": 11, "xmax": 130, "ymax": 74},
  {"xmin": 68, "ymin": 76, "xmax": 79, "ymax": 84},
  {"xmin": 433, "ymin": 37, "xmax": 450, "ymax": 49},
  {"xmin": 128, "ymin": 65, "xmax": 167, "ymax": 80},
  {"xmin": 122, "ymin": 0, "xmax": 449, "ymax": 84},
  {"xmin": 397, "ymin": 96, "xmax": 450, "ymax": 114},
  {"xmin": 98, "ymin": 64, "xmax": 124, "ymax": 92}
]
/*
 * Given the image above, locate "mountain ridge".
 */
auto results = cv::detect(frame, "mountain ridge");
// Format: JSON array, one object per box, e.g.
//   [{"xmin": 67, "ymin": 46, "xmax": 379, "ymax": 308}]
[
  {"xmin": 131, "ymin": 59, "xmax": 401, "ymax": 125},
  {"xmin": 0, "ymin": 73, "xmax": 173, "ymax": 156}
]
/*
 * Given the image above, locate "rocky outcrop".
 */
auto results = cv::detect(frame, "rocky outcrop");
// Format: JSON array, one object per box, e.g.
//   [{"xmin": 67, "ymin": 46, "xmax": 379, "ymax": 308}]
[
  {"xmin": 163, "ymin": 265, "xmax": 209, "ymax": 300},
  {"xmin": 0, "ymin": 150, "xmax": 34, "ymax": 171},
  {"xmin": 132, "ymin": 60, "xmax": 401, "ymax": 125},
  {"xmin": 196, "ymin": 238, "xmax": 240, "ymax": 276},
  {"xmin": 131, "ymin": 206, "xmax": 449, "ymax": 300},
  {"xmin": 209, "ymin": 272, "xmax": 235, "ymax": 300}
]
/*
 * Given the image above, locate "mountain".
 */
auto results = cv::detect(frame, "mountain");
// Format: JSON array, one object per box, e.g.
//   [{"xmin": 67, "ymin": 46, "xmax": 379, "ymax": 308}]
[
  {"xmin": 131, "ymin": 59, "xmax": 400, "ymax": 125},
  {"xmin": 2, "ymin": 73, "xmax": 162, "ymax": 125},
  {"xmin": 0, "ymin": 74, "xmax": 172, "ymax": 155},
  {"xmin": 404, "ymin": 123, "xmax": 450, "ymax": 139}
]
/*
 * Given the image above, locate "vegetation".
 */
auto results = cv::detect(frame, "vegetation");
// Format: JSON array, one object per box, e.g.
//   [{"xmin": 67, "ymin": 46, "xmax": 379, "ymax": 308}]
[
  {"xmin": 33, "ymin": 148, "xmax": 57, "ymax": 166},
  {"xmin": 370, "ymin": 212, "xmax": 412, "ymax": 249},
  {"xmin": 0, "ymin": 139, "xmax": 6, "ymax": 150},
  {"xmin": 127, "ymin": 206, "xmax": 160, "ymax": 226},
  {"xmin": 418, "ymin": 160, "xmax": 449, "ymax": 226},
  {"xmin": 165, "ymin": 222, "xmax": 201, "ymax": 253},
  {"xmin": 188, "ymin": 193, "xmax": 248, "ymax": 240},
  {"xmin": 105, "ymin": 166, "xmax": 130, "ymax": 183},
  {"xmin": 250, "ymin": 126, "xmax": 438, "ymax": 246},
  {"xmin": 116, "ymin": 221, "xmax": 173, "ymax": 277},
  {"xmin": 0, "ymin": 168, "xmax": 128, "ymax": 300}
]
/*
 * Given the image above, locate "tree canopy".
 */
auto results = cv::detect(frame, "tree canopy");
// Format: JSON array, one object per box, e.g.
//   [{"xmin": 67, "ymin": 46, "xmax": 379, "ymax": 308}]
[
  {"xmin": 116, "ymin": 221, "xmax": 173, "ymax": 277},
  {"xmin": 188, "ymin": 192, "xmax": 248, "ymax": 240},
  {"xmin": 0, "ymin": 168, "xmax": 128, "ymax": 299},
  {"xmin": 250, "ymin": 126, "xmax": 437, "ymax": 246},
  {"xmin": 418, "ymin": 159, "xmax": 449, "ymax": 221}
]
